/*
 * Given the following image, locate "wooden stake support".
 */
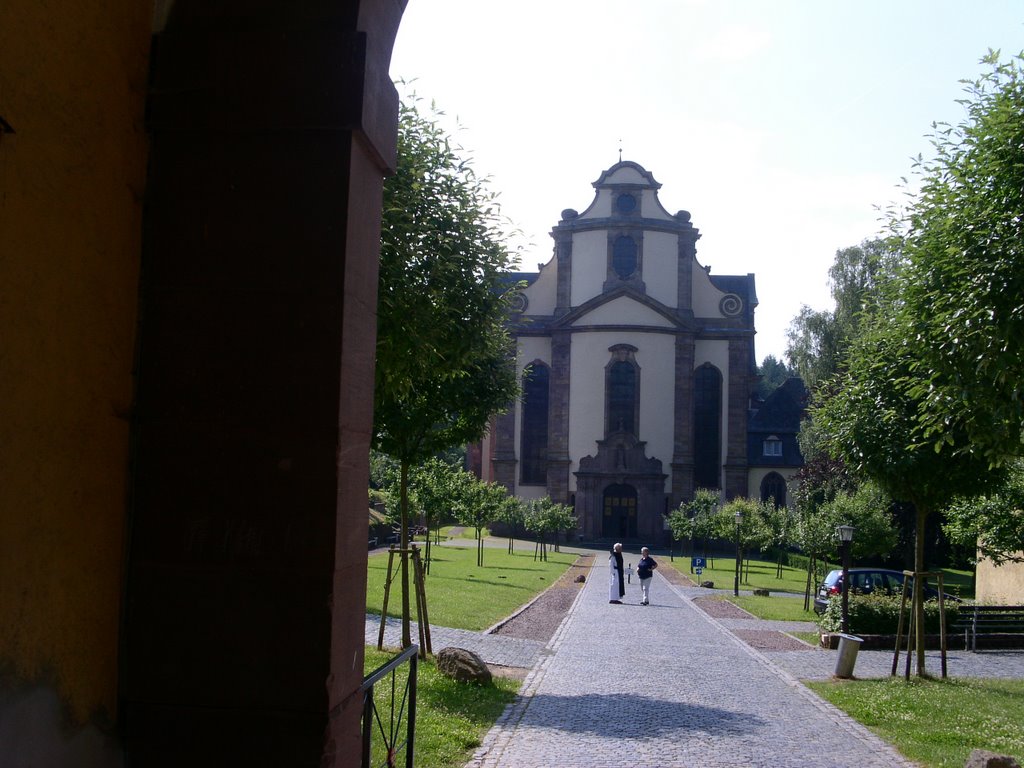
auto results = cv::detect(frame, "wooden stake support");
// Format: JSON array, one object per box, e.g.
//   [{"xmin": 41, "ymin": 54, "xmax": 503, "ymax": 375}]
[{"xmin": 377, "ymin": 545, "xmax": 432, "ymax": 658}]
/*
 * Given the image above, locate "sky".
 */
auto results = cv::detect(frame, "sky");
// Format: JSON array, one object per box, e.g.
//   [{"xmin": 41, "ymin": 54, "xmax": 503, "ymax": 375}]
[{"xmin": 389, "ymin": 1, "xmax": 1024, "ymax": 364}]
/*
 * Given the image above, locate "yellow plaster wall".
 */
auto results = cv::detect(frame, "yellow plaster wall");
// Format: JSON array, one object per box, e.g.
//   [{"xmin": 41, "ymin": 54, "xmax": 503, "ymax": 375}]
[
  {"xmin": 0, "ymin": 0, "xmax": 150, "ymax": 724},
  {"xmin": 976, "ymin": 556, "xmax": 1024, "ymax": 605}
]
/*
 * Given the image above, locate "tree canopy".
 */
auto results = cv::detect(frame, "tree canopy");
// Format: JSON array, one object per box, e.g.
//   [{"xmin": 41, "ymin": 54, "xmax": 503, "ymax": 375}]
[
  {"xmin": 887, "ymin": 52, "xmax": 1024, "ymax": 464},
  {"xmin": 374, "ymin": 93, "xmax": 520, "ymax": 465},
  {"xmin": 785, "ymin": 238, "xmax": 897, "ymax": 391},
  {"xmin": 373, "ymin": 91, "xmax": 521, "ymax": 646}
]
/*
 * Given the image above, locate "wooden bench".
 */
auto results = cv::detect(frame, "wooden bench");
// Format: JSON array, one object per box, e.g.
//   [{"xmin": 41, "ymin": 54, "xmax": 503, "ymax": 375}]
[{"xmin": 954, "ymin": 605, "xmax": 1024, "ymax": 651}]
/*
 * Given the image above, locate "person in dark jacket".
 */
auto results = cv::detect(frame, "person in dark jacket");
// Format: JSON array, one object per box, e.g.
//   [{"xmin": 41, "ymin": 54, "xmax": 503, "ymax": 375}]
[{"xmin": 636, "ymin": 546, "xmax": 658, "ymax": 605}]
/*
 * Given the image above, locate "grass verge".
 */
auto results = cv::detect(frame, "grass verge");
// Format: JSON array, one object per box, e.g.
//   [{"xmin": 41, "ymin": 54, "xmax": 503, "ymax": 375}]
[
  {"xmin": 807, "ymin": 677, "xmax": 1024, "ymax": 767},
  {"xmin": 367, "ymin": 544, "xmax": 576, "ymax": 630},
  {"xmin": 363, "ymin": 646, "xmax": 519, "ymax": 768},
  {"xmin": 672, "ymin": 555, "xmax": 817, "ymax": 596},
  {"xmin": 725, "ymin": 593, "xmax": 818, "ymax": 622}
]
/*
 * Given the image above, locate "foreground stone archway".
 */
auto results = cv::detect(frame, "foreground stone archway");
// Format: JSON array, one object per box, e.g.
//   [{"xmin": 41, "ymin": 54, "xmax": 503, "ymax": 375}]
[{"xmin": 1, "ymin": 1, "xmax": 406, "ymax": 764}]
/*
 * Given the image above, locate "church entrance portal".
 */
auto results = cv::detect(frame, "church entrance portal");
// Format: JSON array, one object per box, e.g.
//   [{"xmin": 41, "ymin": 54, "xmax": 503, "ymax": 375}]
[{"xmin": 603, "ymin": 484, "xmax": 638, "ymax": 539}]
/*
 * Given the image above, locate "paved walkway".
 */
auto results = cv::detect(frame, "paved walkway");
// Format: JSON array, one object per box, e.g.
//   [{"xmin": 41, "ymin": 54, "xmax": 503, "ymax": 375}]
[{"xmin": 366, "ymin": 557, "xmax": 1024, "ymax": 767}]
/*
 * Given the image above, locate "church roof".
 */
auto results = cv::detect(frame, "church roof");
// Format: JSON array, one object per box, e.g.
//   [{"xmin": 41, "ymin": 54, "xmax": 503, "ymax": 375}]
[{"xmin": 749, "ymin": 377, "xmax": 808, "ymax": 434}]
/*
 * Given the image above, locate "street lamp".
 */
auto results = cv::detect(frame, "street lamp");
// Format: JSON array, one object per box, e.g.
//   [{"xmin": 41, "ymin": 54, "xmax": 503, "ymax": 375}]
[
  {"xmin": 837, "ymin": 524, "xmax": 855, "ymax": 634},
  {"xmin": 733, "ymin": 509, "xmax": 743, "ymax": 597}
]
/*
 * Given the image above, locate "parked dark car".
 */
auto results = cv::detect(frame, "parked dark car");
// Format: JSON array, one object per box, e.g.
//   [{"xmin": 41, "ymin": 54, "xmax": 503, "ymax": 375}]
[{"xmin": 813, "ymin": 568, "xmax": 960, "ymax": 614}]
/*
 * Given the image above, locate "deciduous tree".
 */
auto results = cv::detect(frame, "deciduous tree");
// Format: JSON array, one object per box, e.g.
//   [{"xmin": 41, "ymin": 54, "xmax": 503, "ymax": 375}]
[
  {"xmin": 889, "ymin": 52, "xmax": 1024, "ymax": 464},
  {"xmin": 374, "ymin": 93, "xmax": 521, "ymax": 647}
]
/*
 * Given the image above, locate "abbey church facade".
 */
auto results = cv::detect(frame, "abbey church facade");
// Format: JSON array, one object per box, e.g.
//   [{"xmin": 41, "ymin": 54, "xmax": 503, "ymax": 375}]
[{"xmin": 475, "ymin": 160, "xmax": 801, "ymax": 544}]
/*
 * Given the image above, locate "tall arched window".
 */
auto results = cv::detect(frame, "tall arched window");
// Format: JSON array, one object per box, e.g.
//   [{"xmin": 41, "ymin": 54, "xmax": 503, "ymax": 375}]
[
  {"xmin": 693, "ymin": 364, "xmax": 722, "ymax": 490},
  {"xmin": 520, "ymin": 363, "xmax": 550, "ymax": 484},
  {"xmin": 612, "ymin": 235, "xmax": 638, "ymax": 279},
  {"xmin": 761, "ymin": 472, "xmax": 787, "ymax": 508},
  {"xmin": 607, "ymin": 360, "xmax": 637, "ymax": 435}
]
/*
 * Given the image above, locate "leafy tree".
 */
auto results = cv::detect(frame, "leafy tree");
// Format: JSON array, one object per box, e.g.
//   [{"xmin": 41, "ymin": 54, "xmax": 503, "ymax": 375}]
[
  {"xmin": 763, "ymin": 502, "xmax": 797, "ymax": 579},
  {"xmin": 409, "ymin": 457, "xmax": 465, "ymax": 569},
  {"xmin": 944, "ymin": 461, "xmax": 1024, "ymax": 566},
  {"xmin": 523, "ymin": 497, "xmax": 576, "ymax": 561},
  {"xmin": 494, "ymin": 494, "xmax": 527, "ymax": 554},
  {"xmin": 756, "ymin": 355, "xmax": 795, "ymax": 400},
  {"xmin": 820, "ymin": 481, "xmax": 899, "ymax": 563},
  {"xmin": 813, "ymin": 319, "xmax": 1000, "ymax": 674},
  {"xmin": 793, "ymin": 503, "xmax": 842, "ymax": 610},
  {"xmin": 716, "ymin": 498, "xmax": 773, "ymax": 586},
  {"xmin": 374, "ymin": 93, "xmax": 521, "ymax": 647},
  {"xmin": 666, "ymin": 489, "xmax": 720, "ymax": 568},
  {"xmin": 785, "ymin": 239, "xmax": 897, "ymax": 391},
  {"xmin": 888, "ymin": 52, "xmax": 1024, "ymax": 465},
  {"xmin": 451, "ymin": 473, "xmax": 510, "ymax": 567}
]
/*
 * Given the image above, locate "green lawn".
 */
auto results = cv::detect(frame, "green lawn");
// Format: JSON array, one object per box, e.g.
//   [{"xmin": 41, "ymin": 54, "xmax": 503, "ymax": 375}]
[
  {"xmin": 672, "ymin": 554, "xmax": 818, "ymax": 595},
  {"xmin": 673, "ymin": 556, "xmax": 977, "ymax": 601},
  {"xmin": 808, "ymin": 677, "xmax": 1024, "ymax": 767},
  {"xmin": 363, "ymin": 646, "xmax": 519, "ymax": 768},
  {"xmin": 367, "ymin": 544, "xmax": 577, "ymax": 630},
  {"xmin": 726, "ymin": 593, "xmax": 817, "ymax": 622}
]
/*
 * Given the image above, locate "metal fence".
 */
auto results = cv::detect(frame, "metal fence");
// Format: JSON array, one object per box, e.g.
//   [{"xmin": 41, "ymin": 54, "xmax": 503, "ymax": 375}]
[{"xmin": 361, "ymin": 644, "xmax": 418, "ymax": 768}]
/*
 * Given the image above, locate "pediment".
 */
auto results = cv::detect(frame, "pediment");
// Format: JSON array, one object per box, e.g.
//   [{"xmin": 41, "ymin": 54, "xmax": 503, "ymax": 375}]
[{"xmin": 555, "ymin": 288, "xmax": 684, "ymax": 330}]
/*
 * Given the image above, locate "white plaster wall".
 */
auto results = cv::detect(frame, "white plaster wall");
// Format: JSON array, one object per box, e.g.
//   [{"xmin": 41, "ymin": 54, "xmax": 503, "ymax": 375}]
[
  {"xmin": 578, "ymin": 192, "xmax": 613, "ymax": 219},
  {"xmin": 976, "ymin": 556, "xmax": 1024, "ymax": 604},
  {"xmin": 522, "ymin": 256, "xmax": 557, "ymax": 316},
  {"xmin": 569, "ymin": 230, "xmax": 608, "ymax": 306},
  {"xmin": 571, "ymin": 296, "xmax": 674, "ymax": 328},
  {"xmin": 518, "ymin": 336, "xmax": 552, "ymax": 373},
  {"xmin": 694, "ymin": 340, "xmax": 730, "ymax": 470},
  {"xmin": 606, "ymin": 167, "xmax": 647, "ymax": 184},
  {"xmin": 512, "ymin": 336, "xmax": 553, "ymax": 494},
  {"xmin": 747, "ymin": 467, "xmax": 799, "ymax": 507},
  {"xmin": 640, "ymin": 189, "xmax": 674, "ymax": 221},
  {"xmin": 635, "ymin": 334, "xmax": 676, "ymax": 492},
  {"xmin": 642, "ymin": 231, "xmax": 678, "ymax": 308},
  {"xmin": 692, "ymin": 262, "xmax": 727, "ymax": 318},
  {"xmin": 567, "ymin": 333, "xmax": 609, "ymax": 491},
  {"xmin": 567, "ymin": 331, "xmax": 676, "ymax": 493}
]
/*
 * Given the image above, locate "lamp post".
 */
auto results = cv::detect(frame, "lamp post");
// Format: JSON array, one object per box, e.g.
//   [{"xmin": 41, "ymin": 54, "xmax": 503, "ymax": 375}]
[
  {"xmin": 733, "ymin": 509, "xmax": 743, "ymax": 597},
  {"xmin": 837, "ymin": 524, "xmax": 855, "ymax": 634}
]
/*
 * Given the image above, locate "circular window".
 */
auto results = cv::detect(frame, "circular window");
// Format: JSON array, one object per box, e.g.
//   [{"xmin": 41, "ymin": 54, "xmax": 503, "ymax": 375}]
[
  {"xmin": 612, "ymin": 235, "xmax": 637, "ymax": 279},
  {"xmin": 616, "ymin": 193, "xmax": 637, "ymax": 213}
]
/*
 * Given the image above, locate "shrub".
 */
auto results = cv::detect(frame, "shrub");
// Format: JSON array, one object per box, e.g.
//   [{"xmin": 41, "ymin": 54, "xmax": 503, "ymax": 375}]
[{"xmin": 818, "ymin": 592, "xmax": 959, "ymax": 635}]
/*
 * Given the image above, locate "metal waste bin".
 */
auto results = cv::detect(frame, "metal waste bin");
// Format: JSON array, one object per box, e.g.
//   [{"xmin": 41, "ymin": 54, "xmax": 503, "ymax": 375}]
[{"xmin": 834, "ymin": 633, "xmax": 863, "ymax": 678}]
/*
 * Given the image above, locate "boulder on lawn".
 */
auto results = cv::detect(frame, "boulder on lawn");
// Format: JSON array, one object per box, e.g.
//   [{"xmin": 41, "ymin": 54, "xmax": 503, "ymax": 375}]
[
  {"xmin": 965, "ymin": 750, "xmax": 1021, "ymax": 768},
  {"xmin": 700, "ymin": 580, "xmax": 715, "ymax": 589},
  {"xmin": 435, "ymin": 647, "xmax": 492, "ymax": 685}
]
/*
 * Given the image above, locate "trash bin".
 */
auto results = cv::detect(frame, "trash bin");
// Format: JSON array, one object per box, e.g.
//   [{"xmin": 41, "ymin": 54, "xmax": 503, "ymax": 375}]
[{"xmin": 833, "ymin": 633, "xmax": 863, "ymax": 678}]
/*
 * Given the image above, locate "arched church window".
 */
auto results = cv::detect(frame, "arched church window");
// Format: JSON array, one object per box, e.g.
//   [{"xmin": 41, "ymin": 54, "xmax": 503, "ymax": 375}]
[
  {"xmin": 761, "ymin": 472, "xmax": 787, "ymax": 508},
  {"xmin": 607, "ymin": 360, "xmax": 637, "ymax": 435},
  {"xmin": 693, "ymin": 364, "xmax": 722, "ymax": 490},
  {"xmin": 612, "ymin": 235, "xmax": 638, "ymax": 279},
  {"xmin": 520, "ymin": 363, "xmax": 550, "ymax": 484}
]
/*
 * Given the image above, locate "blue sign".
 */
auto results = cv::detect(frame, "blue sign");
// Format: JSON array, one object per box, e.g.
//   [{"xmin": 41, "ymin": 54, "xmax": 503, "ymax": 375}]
[
  {"xmin": 695, "ymin": 567, "xmax": 704, "ymax": 576},
  {"xmin": 691, "ymin": 557, "xmax": 706, "ymax": 569}
]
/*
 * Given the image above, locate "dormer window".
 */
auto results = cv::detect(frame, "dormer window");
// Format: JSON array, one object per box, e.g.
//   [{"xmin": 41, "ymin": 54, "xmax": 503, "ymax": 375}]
[{"xmin": 763, "ymin": 436, "xmax": 783, "ymax": 457}]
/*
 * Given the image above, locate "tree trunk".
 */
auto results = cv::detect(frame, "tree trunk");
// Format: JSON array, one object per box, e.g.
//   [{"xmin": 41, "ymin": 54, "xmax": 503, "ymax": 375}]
[
  {"xmin": 914, "ymin": 503, "xmax": 928, "ymax": 676},
  {"xmin": 400, "ymin": 459, "xmax": 412, "ymax": 649}
]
